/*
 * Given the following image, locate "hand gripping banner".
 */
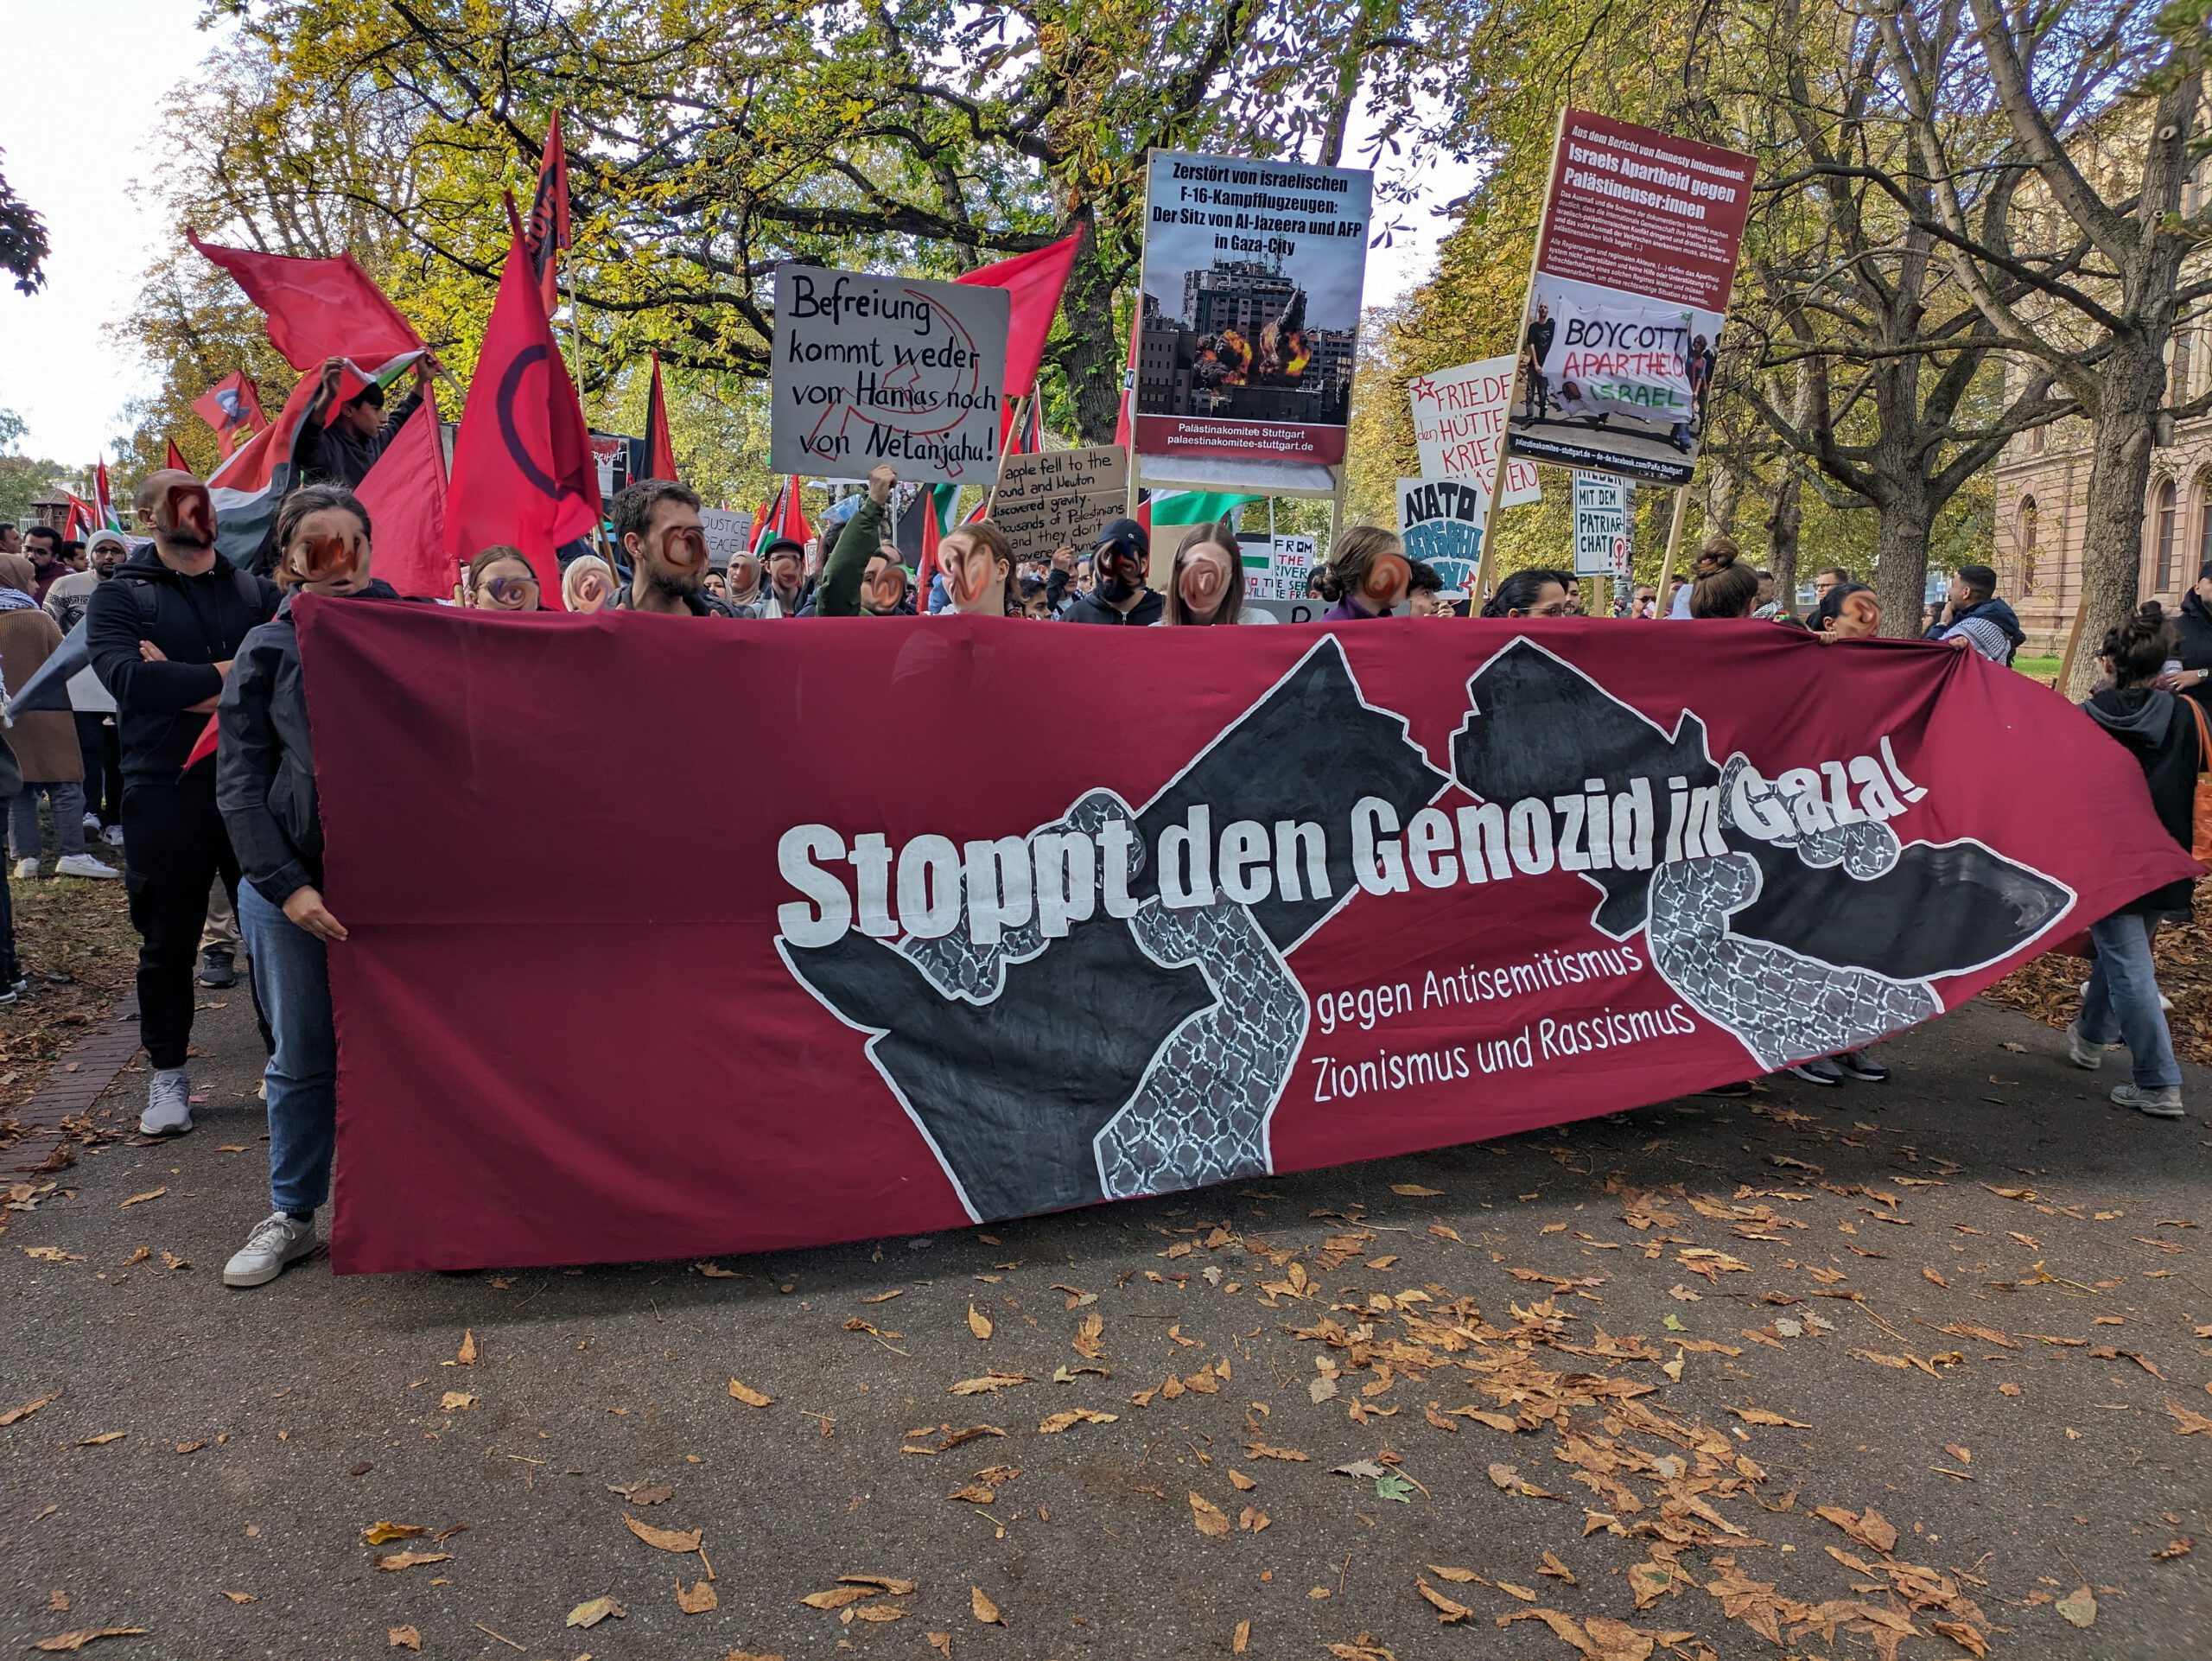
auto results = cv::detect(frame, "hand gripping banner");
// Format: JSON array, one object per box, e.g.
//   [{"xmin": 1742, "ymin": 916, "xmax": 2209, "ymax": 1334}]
[{"xmin": 294, "ymin": 601, "xmax": 2195, "ymax": 1273}]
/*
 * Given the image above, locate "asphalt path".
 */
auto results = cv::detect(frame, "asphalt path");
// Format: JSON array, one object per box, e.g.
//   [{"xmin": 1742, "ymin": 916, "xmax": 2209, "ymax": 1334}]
[{"xmin": 3, "ymin": 992, "xmax": 2208, "ymax": 1660}]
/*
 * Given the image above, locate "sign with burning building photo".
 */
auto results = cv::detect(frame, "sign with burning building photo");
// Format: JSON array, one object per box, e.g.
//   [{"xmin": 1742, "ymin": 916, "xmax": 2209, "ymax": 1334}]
[{"xmin": 1133, "ymin": 151, "xmax": 1372, "ymax": 468}]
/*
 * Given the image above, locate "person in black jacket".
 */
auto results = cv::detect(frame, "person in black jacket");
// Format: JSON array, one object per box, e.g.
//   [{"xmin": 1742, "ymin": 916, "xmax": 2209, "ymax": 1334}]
[
  {"xmin": 86, "ymin": 468, "xmax": 281, "ymax": 1138},
  {"xmin": 294, "ymin": 354, "xmax": 431, "ymax": 493},
  {"xmin": 2158, "ymin": 557, "xmax": 2212, "ymax": 710},
  {"xmin": 214, "ymin": 483, "xmax": 397, "ymax": 1286},
  {"xmin": 2069, "ymin": 601, "xmax": 2196, "ymax": 1119},
  {"xmin": 1058, "ymin": 519, "xmax": 1163, "ymax": 625}
]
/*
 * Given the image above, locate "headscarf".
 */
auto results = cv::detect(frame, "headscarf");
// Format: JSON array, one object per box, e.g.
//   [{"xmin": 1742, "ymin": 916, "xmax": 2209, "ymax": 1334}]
[{"xmin": 0, "ymin": 553, "xmax": 41, "ymax": 611}]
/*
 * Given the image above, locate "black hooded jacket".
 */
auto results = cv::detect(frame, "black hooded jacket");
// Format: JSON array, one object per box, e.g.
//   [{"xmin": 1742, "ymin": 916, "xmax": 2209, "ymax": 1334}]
[
  {"xmin": 2082, "ymin": 684, "xmax": 2200, "ymax": 917},
  {"xmin": 2171, "ymin": 589, "xmax": 2212, "ymax": 709},
  {"xmin": 216, "ymin": 582, "xmax": 400, "ymax": 906},
  {"xmin": 1059, "ymin": 586, "xmax": 1165, "ymax": 626},
  {"xmin": 86, "ymin": 544, "xmax": 281, "ymax": 779}
]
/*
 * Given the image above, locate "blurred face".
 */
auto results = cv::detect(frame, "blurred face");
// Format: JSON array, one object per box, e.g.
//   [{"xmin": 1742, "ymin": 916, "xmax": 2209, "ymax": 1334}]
[
  {"xmin": 862, "ymin": 554, "xmax": 908, "ymax": 615},
  {"xmin": 766, "ymin": 548, "xmax": 804, "ymax": 598},
  {"xmin": 1814, "ymin": 570, "xmax": 1841, "ymax": 601},
  {"xmin": 632, "ymin": 498, "xmax": 709, "ymax": 595},
  {"xmin": 1074, "ymin": 558, "xmax": 1094, "ymax": 595},
  {"xmin": 281, "ymin": 506, "xmax": 373, "ymax": 595},
  {"xmin": 24, "ymin": 532, "xmax": 59, "ymax": 572},
  {"xmin": 1831, "ymin": 591, "xmax": 1881, "ymax": 640},
  {"xmin": 0, "ymin": 526, "xmax": 18, "ymax": 554},
  {"xmin": 702, "ymin": 570, "xmax": 727, "ymax": 598},
  {"xmin": 1408, "ymin": 587, "xmax": 1449, "ymax": 618},
  {"xmin": 1756, "ymin": 575, "xmax": 1774, "ymax": 605},
  {"xmin": 943, "ymin": 531, "xmax": 1009, "ymax": 613},
  {"xmin": 1093, "ymin": 535, "xmax": 1147, "ymax": 601},
  {"xmin": 1176, "ymin": 540, "xmax": 1236, "ymax": 622},
  {"xmin": 727, "ymin": 550, "xmax": 760, "ymax": 595},
  {"xmin": 91, "ymin": 539, "xmax": 124, "ymax": 579},
  {"xmin": 1020, "ymin": 589, "xmax": 1054, "ymax": 620},
  {"xmin": 474, "ymin": 558, "xmax": 540, "ymax": 611},
  {"xmin": 1348, "ymin": 547, "xmax": 1411, "ymax": 615},
  {"xmin": 1948, "ymin": 574, "xmax": 1974, "ymax": 608},
  {"xmin": 1633, "ymin": 586, "xmax": 1656, "ymax": 617},
  {"xmin": 566, "ymin": 563, "xmax": 613, "ymax": 614},
  {"xmin": 155, "ymin": 480, "xmax": 215, "ymax": 551}
]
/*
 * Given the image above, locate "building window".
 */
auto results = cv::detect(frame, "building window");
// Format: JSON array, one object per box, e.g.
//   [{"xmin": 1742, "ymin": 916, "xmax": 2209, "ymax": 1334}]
[
  {"xmin": 2198, "ymin": 471, "xmax": 2212, "ymax": 574},
  {"xmin": 2176, "ymin": 330, "xmax": 2195, "ymax": 404},
  {"xmin": 2154, "ymin": 478, "xmax": 2178, "ymax": 591}
]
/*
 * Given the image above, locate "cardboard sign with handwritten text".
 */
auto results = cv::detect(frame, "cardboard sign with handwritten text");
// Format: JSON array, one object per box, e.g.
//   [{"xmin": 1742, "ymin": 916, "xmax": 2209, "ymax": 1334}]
[{"xmin": 988, "ymin": 445, "xmax": 1128, "ymax": 561}]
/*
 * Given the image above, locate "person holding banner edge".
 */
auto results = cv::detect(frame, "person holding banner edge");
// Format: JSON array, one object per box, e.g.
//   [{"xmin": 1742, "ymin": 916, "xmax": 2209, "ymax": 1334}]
[{"xmin": 215, "ymin": 483, "xmax": 403, "ymax": 1286}]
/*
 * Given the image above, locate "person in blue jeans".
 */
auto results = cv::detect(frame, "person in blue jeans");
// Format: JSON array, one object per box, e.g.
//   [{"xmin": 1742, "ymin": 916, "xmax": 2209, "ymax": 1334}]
[
  {"xmin": 213, "ymin": 484, "xmax": 399, "ymax": 1285},
  {"xmin": 2069, "ymin": 601, "xmax": 2196, "ymax": 1118}
]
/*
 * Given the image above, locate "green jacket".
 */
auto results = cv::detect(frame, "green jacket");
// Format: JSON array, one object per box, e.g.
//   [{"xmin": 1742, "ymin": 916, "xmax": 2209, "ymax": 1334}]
[{"xmin": 813, "ymin": 494, "xmax": 887, "ymax": 618}]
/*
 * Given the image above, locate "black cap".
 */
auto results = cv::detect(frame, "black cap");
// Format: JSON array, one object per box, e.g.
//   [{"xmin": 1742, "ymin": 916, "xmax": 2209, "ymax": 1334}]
[
  {"xmin": 1095, "ymin": 517, "xmax": 1147, "ymax": 557},
  {"xmin": 761, "ymin": 537, "xmax": 804, "ymax": 561}
]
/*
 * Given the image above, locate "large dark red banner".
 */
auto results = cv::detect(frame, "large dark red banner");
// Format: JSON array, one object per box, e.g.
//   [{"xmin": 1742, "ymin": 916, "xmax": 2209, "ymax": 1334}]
[{"xmin": 296, "ymin": 603, "xmax": 2196, "ymax": 1274}]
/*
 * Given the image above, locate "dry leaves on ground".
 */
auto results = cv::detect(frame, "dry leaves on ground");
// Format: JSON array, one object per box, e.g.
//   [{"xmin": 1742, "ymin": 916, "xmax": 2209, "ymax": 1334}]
[
  {"xmin": 728, "ymin": 1378, "xmax": 773, "ymax": 1407},
  {"xmin": 33, "ymin": 1630, "xmax": 147, "ymax": 1653},
  {"xmin": 386, "ymin": 1628, "xmax": 421, "ymax": 1651},
  {"xmin": 373, "ymin": 1551, "xmax": 451, "ymax": 1573},
  {"xmin": 566, "ymin": 1596, "xmax": 625, "ymax": 1628},
  {"xmin": 970, "ymin": 1586, "xmax": 1005, "ymax": 1625},
  {"xmin": 624, "ymin": 1513, "xmax": 703, "ymax": 1553}
]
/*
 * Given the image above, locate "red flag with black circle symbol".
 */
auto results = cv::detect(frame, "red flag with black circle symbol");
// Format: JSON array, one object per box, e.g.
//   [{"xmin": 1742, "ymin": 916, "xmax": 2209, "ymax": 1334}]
[
  {"xmin": 523, "ymin": 110, "xmax": 571, "ymax": 318},
  {"xmin": 443, "ymin": 232, "xmax": 600, "ymax": 606},
  {"xmin": 645, "ymin": 352, "xmax": 678, "ymax": 482}
]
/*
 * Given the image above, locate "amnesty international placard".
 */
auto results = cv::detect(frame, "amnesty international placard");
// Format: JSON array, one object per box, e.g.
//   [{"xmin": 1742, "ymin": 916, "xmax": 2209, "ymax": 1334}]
[
  {"xmin": 771, "ymin": 264, "xmax": 1008, "ymax": 485},
  {"xmin": 1134, "ymin": 152, "xmax": 1372, "ymax": 468},
  {"xmin": 988, "ymin": 446, "xmax": 1128, "ymax": 561}
]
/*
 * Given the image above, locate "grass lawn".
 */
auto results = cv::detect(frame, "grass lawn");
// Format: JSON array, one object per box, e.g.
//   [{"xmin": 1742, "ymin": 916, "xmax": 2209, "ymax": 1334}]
[{"xmin": 2012, "ymin": 653, "xmax": 2060, "ymax": 685}]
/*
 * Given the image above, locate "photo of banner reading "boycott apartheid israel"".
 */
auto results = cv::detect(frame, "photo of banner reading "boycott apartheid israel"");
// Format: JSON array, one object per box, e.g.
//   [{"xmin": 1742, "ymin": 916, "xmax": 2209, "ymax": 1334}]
[
  {"xmin": 771, "ymin": 263, "xmax": 1009, "ymax": 484},
  {"xmin": 296, "ymin": 601, "xmax": 2194, "ymax": 1272},
  {"xmin": 1506, "ymin": 112, "xmax": 1755, "ymax": 488},
  {"xmin": 1135, "ymin": 151, "xmax": 1372, "ymax": 467}
]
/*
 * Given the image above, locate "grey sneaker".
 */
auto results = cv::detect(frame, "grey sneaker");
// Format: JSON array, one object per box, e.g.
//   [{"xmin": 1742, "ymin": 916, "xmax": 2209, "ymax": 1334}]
[
  {"xmin": 2111, "ymin": 1083, "xmax": 2184, "ymax": 1119},
  {"xmin": 2065, "ymin": 1023, "xmax": 2105, "ymax": 1070},
  {"xmin": 140, "ymin": 1069, "xmax": 192, "ymax": 1136},
  {"xmin": 223, "ymin": 1212, "xmax": 318, "ymax": 1287}
]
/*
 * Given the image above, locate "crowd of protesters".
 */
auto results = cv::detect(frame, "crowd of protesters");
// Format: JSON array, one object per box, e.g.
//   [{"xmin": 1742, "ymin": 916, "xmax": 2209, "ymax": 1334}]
[{"xmin": 0, "ymin": 450, "xmax": 2193, "ymax": 1291}]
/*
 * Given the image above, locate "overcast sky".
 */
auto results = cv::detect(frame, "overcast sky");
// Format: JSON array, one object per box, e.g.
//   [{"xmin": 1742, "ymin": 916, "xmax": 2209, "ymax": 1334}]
[{"xmin": 0, "ymin": 9, "xmax": 1477, "ymax": 463}]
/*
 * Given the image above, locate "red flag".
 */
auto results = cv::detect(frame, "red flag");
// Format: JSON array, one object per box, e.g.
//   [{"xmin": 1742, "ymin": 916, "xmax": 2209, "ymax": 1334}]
[
  {"xmin": 194, "ymin": 371, "xmax": 268, "ymax": 458},
  {"xmin": 916, "ymin": 496, "xmax": 943, "ymax": 607},
  {"xmin": 955, "ymin": 233, "xmax": 1079, "ymax": 398},
  {"xmin": 92, "ymin": 460, "xmax": 116, "ymax": 529},
  {"xmin": 1112, "ymin": 307, "xmax": 1141, "ymax": 449},
  {"xmin": 772, "ymin": 476, "xmax": 810, "ymax": 548},
  {"xmin": 60, "ymin": 494, "xmax": 93, "ymax": 539},
  {"xmin": 444, "ymin": 231, "xmax": 601, "ymax": 605},
  {"xmin": 524, "ymin": 111, "xmax": 571, "ymax": 318},
  {"xmin": 645, "ymin": 352, "xmax": 678, "ymax": 482},
  {"xmin": 166, "ymin": 438, "xmax": 189, "ymax": 473},
  {"xmin": 188, "ymin": 233, "xmax": 421, "ymax": 377},
  {"xmin": 357, "ymin": 386, "xmax": 451, "ymax": 598}
]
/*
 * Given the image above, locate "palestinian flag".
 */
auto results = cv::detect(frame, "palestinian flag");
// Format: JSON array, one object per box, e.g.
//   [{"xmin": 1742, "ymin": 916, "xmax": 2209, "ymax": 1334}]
[
  {"xmin": 1141, "ymin": 489, "xmax": 1259, "ymax": 538},
  {"xmin": 92, "ymin": 460, "xmax": 122, "ymax": 531},
  {"xmin": 750, "ymin": 476, "xmax": 811, "ymax": 557},
  {"xmin": 207, "ymin": 369, "xmax": 326, "ymax": 570}
]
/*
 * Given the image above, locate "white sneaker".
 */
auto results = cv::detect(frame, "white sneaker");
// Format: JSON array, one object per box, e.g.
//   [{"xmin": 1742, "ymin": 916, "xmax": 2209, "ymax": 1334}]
[
  {"xmin": 53, "ymin": 852, "xmax": 120, "ymax": 881},
  {"xmin": 2065, "ymin": 1023, "xmax": 2105, "ymax": 1070},
  {"xmin": 11, "ymin": 858, "xmax": 36, "ymax": 879},
  {"xmin": 223, "ymin": 1211, "xmax": 319, "ymax": 1288},
  {"xmin": 140, "ymin": 1069, "xmax": 192, "ymax": 1136},
  {"xmin": 100, "ymin": 824, "xmax": 123, "ymax": 849},
  {"xmin": 2082, "ymin": 972, "xmax": 2173, "ymax": 1015},
  {"xmin": 80, "ymin": 812, "xmax": 99, "ymax": 833}
]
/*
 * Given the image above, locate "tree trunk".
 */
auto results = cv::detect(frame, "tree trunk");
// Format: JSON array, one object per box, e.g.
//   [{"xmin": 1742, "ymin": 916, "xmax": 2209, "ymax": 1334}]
[
  {"xmin": 1705, "ymin": 453, "xmax": 1742, "ymax": 538},
  {"xmin": 1766, "ymin": 462, "xmax": 1802, "ymax": 614},
  {"xmin": 2063, "ymin": 332, "xmax": 2167, "ymax": 697},
  {"xmin": 1872, "ymin": 489, "xmax": 1932, "ymax": 640},
  {"xmin": 1056, "ymin": 218, "xmax": 1126, "ymax": 445}
]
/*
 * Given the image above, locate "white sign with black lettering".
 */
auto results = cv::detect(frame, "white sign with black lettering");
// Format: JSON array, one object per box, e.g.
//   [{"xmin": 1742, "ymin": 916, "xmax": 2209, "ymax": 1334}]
[
  {"xmin": 699, "ymin": 508, "xmax": 753, "ymax": 568},
  {"xmin": 1573, "ymin": 472, "xmax": 1630, "ymax": 578},
  {"xmin": 771, "ymin": 264, "xmax": 1008, "ymax": 485}
]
